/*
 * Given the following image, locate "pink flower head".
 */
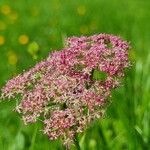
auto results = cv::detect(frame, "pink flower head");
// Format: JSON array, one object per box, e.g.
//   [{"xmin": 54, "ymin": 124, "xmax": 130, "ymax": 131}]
[{"xmin": 0, "ymin": 33, "xmax": 130, "ymax": 147}]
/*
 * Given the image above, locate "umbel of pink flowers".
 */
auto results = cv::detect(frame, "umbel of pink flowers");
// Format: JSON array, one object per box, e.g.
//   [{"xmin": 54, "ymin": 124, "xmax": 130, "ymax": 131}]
[{"xmin": 1, "ymin": 34, "xmax": 130, "ymax": 147}]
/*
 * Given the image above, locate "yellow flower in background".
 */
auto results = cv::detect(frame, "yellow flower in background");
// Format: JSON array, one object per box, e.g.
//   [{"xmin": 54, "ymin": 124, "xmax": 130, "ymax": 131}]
[
  {"xmin": 80, "ymin": 25, "xmax": 88, "ymax": 34},
  {"xmin": 8, "ymin": 11, "xmax": 18, "ymax": 22},
  {"xmin": 19, "ymin": 35, "xmax": 29, "ymax": 45},
  {"xmin": 0, "ymin": 21, "xmax": 6, "ymax": 30},
  {"xmin": 31, "ymin": 7, "xmax": 39, "ymax": 17},
  {"xmin": 1, "ymin": 4, "xmax": 11, "ymax": 15},
  {"xmin": 77, "ymin": 5, "xmax": 86, "ymax": 16},
  {"xmin": 7, "ymin": 50, "xmax": 18, "ymax": 65},
  {"xmin": 0, "ymin": 35, "xmax": 5, "ymax": 45},
  {"xmin": 53, "ymin": 0, "xmax": 61, "ymax": 11},
  {"xmin": 129, "ymin": 49, "xmax": 136, "ymax": 60},
  {"xmin": 90, "ymin": 21, "xmax": 98, "ymax": 31}
]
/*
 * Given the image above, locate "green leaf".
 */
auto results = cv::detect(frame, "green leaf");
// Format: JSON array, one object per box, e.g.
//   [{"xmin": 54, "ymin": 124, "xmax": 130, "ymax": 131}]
[{"xmin": 92, "ymin": 69, "xmax": 107, "ymax": 81}]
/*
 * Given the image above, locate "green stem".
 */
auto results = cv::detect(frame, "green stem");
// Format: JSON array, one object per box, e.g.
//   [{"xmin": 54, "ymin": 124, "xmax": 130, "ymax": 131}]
[
  {"xmin": 98, "ymin": 124, "xmax": 109, "ymax": 150},
  {"xmin": 74, "ymin": 134, "xmax": 81, "ymax": 150},
  {"xmin": 29, "ymin": 125, "xmax": 38, "ymax": 150}
]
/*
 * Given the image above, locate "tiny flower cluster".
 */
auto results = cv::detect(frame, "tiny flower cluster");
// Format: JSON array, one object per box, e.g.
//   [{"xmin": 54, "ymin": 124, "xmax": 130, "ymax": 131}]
[{"xmin": 0, "ymin": 34, "xmax": 130, "ymax": 147}]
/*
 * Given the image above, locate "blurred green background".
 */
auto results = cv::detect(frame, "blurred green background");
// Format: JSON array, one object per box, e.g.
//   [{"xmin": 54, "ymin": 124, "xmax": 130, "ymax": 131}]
[{"xmin": 0, "ymin": 0, "xmax": 150, "ymax": 150}]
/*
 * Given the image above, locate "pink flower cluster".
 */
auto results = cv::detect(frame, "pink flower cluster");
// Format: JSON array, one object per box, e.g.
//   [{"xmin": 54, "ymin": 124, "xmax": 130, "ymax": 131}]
[{"xmin": 0, "ymin": 34, "xmax": 130, "ymax": 147}]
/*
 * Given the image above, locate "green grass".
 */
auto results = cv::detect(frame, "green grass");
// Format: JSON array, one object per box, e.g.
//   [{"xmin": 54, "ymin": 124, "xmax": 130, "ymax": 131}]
[{"xmin": 0, "ymin": 0, "xmax": 150, "ymax": 149}]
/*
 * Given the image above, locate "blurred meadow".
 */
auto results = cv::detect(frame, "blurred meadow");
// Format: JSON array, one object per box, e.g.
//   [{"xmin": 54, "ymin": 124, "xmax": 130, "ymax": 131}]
[{"xmin": 0, "ymin": 0, "xmax": 150, "ymax": 150}]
